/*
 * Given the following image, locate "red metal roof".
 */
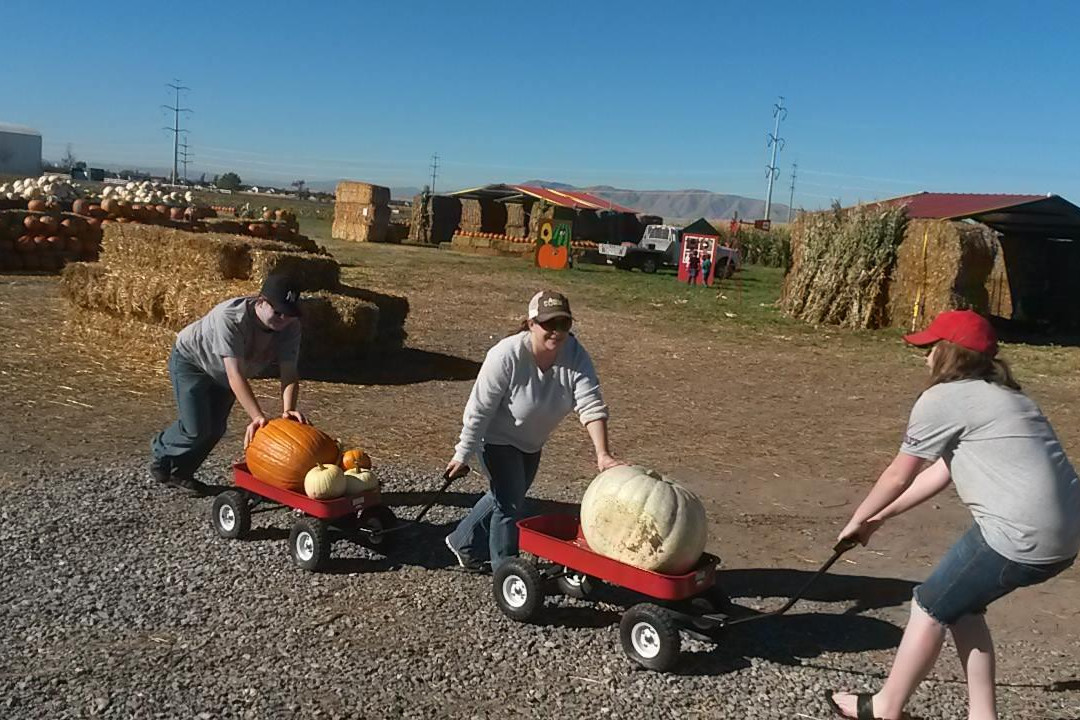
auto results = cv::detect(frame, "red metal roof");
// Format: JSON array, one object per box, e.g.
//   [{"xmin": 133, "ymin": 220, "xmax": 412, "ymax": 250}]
[
  {"xmin": 880, "ymin": 192, "xmax": 1047, "ymax": 219},
  {"xmin": 513, "ymin": 185, "xmax": 638, "ymax": 214}
]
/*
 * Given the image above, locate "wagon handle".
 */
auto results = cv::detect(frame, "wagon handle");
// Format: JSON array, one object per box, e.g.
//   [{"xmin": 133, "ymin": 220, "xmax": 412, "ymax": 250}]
[{"xmin": 721, "ymin": 538, "xmax": 858, "ymax": 627}]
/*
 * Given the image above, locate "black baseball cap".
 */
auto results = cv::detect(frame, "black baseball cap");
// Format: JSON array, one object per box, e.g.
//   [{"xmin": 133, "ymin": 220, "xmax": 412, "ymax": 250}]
[{"xmin": 260, "ymin": 274, "xmax": 302, "ymax": 317}]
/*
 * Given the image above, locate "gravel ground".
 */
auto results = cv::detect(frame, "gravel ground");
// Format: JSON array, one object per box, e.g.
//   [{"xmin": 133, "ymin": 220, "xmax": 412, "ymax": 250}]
[{"xmin": 3, "ymin": 458, "xmax": 1078, "ymax": 720}]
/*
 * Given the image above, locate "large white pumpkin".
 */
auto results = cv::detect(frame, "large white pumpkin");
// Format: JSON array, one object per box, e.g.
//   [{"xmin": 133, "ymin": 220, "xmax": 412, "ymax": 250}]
[
  {"xmin": 304, "ymin": 464, "xmax": 346, "ymax": 500},
  {"xmin": 580, "ymin": 465, "xmax": 707, "ymax": 574}
]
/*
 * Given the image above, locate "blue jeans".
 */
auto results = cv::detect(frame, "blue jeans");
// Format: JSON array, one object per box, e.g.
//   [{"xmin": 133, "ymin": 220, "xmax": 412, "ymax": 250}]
[
  {"xmin": 151, "ymin": 347, "xmax": 236, "ymax": 478},
  {"xmin": 447, "ymin": 444, "xmax": 542, "ymax": 570},
  {"xmin": 914, "ymin": 524, "xmax": 1076, "ymax": 625}
]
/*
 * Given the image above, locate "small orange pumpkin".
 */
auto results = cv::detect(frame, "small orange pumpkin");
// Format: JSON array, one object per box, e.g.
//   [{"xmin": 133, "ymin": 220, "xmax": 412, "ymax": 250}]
[
  {"xmin": 341, "ymin": 448, "xmax": 372, "ymax": 470},
  {"xmin": 245, "ymin": 419, "xmax": 340, "ymax": 492}
]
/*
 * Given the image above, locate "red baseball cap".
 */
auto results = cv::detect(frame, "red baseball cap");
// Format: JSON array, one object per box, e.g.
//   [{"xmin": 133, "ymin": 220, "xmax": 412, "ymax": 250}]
[{"xmin": 903, "ymin": 310, "xmax": 998, "ymax": 356}]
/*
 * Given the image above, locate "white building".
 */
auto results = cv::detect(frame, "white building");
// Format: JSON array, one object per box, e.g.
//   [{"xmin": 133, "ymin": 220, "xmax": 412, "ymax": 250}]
[{"xmin": 0, "ymin": 123, "xmax": 42, "ymax": 176}]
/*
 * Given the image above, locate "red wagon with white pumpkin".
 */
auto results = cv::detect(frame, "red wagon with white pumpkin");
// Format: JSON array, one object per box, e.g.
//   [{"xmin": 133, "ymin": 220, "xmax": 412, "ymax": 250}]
[{"xmin": 494, "ymin": 514, "xmax": 856, "ymax": 672}]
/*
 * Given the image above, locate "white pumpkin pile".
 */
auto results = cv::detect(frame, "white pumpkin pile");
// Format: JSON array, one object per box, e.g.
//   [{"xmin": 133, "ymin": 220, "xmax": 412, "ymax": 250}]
[
  {"xmin": 580, "ymin": 465, "xmax": 708, "ymax": 574},
  {"xmin": 303, "ymin": 451, "xmax": 379, "ymax": 500},
  {"xmin": 99, "ymin": 181, "xmax": 194, "ymax": 207},
  {"xmin": 0, "ymin": 174, "xmax": 83, "ymax": 203}
]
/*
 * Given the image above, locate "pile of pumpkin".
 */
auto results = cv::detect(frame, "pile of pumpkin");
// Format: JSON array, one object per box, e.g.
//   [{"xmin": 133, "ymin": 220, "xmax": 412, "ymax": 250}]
[
  {"xmin": 0, "ymin": 208, "xmax": 102, "ymax": 271},
  {"xmin": 245, "ymin": 419, "xmax": 379, "ymax": 500}
]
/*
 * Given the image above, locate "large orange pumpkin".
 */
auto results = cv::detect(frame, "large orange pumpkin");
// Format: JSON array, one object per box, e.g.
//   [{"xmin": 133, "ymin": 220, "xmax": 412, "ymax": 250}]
[{"xmin": 245, "ymin": 419, "xmax": 340, "ymax": 492}]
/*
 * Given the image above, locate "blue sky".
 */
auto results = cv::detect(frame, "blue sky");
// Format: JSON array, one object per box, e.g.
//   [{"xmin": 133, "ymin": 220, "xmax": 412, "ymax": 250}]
[{"xmin": 3, "ymin": 0, "xmax": 1078, "ymax": 207}]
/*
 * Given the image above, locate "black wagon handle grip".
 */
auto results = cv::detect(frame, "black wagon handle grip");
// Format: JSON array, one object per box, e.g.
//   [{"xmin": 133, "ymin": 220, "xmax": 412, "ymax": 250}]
[{"xmin": 833, "ymin": 537, "xmax": 859, "ymax": 554}]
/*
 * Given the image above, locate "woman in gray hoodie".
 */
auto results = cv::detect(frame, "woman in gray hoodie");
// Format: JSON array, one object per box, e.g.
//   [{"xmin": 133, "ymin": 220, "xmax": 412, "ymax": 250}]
[{"xmin": 444, "ymin": 290, "xmax": 623, "ymax": 572}]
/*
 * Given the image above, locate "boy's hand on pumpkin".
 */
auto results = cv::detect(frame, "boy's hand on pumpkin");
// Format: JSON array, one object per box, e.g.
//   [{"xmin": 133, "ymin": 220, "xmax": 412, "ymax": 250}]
[
  {"xmin": 244, "ymin": 415, "xmax": 269, "ymax": 448},
  {"xmin": 282, "ymin": 409, "xmax": 308, "ymax": 424}
]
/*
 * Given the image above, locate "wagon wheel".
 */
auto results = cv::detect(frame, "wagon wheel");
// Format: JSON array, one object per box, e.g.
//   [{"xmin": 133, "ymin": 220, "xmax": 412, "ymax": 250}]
[
  {"xmin": 620, "ymin": 603, "xmax": 681, "ymax": 672},
  {"xmin": 555, "ymin": 568, "xmax": 594, "ymax": 599},
  {"xmin": 358, "ymin": 506, "xmax": 397, "ymax": 549},
  {"xmin": 493, "ymin": 558, "xmax": 545, "ymax": 623},
  {"xmin": 289, "ymin": 517, "xmax": 330, "ymax": 571},
  {"xmin": 210, "ymin": 490, "xmax": 250, "ymax": 539}
]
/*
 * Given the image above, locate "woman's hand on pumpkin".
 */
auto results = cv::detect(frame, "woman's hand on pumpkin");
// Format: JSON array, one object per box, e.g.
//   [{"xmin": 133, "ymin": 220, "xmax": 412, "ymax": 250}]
[
  {"xmin": 596, "ymin": 453, "xmax": 624, "ymax": 472},
  {"xmin": 282, "ymin": 409, "xmax": 308, "ymax": 424},
  {"xmin": 244, "ymin": 415, "xmax": 269, "ymax": 449}
]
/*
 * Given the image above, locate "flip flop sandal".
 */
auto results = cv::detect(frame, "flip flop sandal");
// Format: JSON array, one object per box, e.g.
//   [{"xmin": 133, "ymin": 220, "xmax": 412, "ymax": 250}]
[{"xmin": 824, "ymin": 691, "xmax": 881, "ymax": 720}]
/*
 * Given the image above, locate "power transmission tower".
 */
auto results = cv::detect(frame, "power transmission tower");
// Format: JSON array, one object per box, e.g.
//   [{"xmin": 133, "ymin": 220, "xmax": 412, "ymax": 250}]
[
  {"xmin": 162, "ymin": 81, "xmax": 192, "ymax": 185},
  {"xmin": 787, "ymin": 161, "xmax": 797, "ymax": 223},
  {"xmin": 764, "ymin": 96, "xmax": 787, "ymax": 223},
  {"xmin": 429, "ymin": 153, "xmax": 440, "ymax": 195},
  {"xmin": 179, "ymin": 135, "xmax": 194, "ymax": 183}
]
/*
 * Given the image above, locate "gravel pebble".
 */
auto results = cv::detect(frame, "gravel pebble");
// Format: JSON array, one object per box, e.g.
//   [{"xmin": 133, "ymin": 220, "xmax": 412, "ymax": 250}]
[{"xmin": 1, "ymin": 458, "xmax": 1077, "ymax": 719}]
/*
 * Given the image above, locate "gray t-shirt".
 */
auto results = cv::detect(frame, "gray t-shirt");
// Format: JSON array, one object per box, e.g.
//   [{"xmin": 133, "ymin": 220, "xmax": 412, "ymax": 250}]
[
  {"xmin": 901, "ymin": 379, "xmax": 1080, "ymax": 564},
  {"xmin": 452, "ymin": 332, "xmax": 609, "ymax": 463},
  {"xmin": 174, "ymin": 297, "xmax": 301, "ymax": 387}
]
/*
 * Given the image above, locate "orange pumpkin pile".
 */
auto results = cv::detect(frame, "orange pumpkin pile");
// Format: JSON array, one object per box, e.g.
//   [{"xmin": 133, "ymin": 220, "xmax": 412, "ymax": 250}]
[{"xmin": 0, "ymin": 210, "xmax": 102, "ymax": 272}]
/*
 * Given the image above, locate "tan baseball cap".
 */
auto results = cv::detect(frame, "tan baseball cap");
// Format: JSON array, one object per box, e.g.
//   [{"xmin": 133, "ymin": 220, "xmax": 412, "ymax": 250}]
[{"xmin": 528, "ymin": 290, "xmax": 572, "ymax": 323}]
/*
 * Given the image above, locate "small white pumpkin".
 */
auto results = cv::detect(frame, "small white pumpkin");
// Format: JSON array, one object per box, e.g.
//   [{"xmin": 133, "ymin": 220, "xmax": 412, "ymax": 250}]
[
  {"xmin": 304, "ymin": 463, "xmax": 346, "ymax": 500},
  {"xmin": 580, "ymin": 465, "xmax": 708, "ymax": 574},
  {"xmin": 343, "ymin": 468, "xmax": 378, "ymax": 495}
]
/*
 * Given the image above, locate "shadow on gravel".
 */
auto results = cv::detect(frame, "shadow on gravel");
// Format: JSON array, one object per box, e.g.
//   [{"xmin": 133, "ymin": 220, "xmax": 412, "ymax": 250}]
[{"xmin": 719, "ymin": 567, "xmax": 918, "ymax": 614}]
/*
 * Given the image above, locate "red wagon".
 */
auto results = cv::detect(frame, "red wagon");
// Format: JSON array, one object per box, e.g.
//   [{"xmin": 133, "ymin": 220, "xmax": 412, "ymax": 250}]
[
  {"xmin": 493, "ymin": 513, "xmax": 855, "ymax": 672},
  {"xmin": 209, "ymin": 463, "xmax": 397, "ymax": 571}
]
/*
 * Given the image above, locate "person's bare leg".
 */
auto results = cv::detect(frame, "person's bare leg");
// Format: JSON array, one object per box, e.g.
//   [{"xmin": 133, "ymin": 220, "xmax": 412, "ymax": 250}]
[
  {"xmin": 951, "ymin": 613, "xmax": 997, "ymax": 720},
  {"xmin": 832, "ymin": 601, "xmax": 946, "ymax": 719}
]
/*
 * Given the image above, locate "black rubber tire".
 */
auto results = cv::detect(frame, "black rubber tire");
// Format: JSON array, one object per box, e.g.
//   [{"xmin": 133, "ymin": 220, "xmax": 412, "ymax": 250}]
[
  {"xmin": 555, "ymin": 569, "xmax": 594, "ymax": 599},
  {"xmin": 289, "ymin": 517, "xmax": 330, "ymax": 571},
  {"xmin": 641, "ymin": 257, "xmax": 658, "ymax": 274},
  {"xmin": 210, "ymin": 490, "xmax": 250, "ymax": 539},
  {"xmin": 620, "ymin": 603, "xmax": 681, "ymax": 672},
  {"xmin": 358, "ymin": 506, "xmax": 397, "ymax": 549},
  {"xmin": 493, "ymin": 557, "xmax": 545, "ymax": 623}
]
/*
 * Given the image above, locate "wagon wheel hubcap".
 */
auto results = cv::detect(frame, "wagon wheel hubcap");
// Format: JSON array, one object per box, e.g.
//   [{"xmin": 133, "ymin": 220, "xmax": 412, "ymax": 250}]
[
  {"xmin": 502, "ymin": 576, "xmax": 528, "ymax": 608},
  {"xmin": 631, "ymin": 622, "xmax": 661, "ymax": 659},
  {"xmin": 296, "ymin": 532, "xmax": 315, "ymax": 561},
  {"xmin": 218, "ymin": 505, "xmax": 236, "ymax": 531}
]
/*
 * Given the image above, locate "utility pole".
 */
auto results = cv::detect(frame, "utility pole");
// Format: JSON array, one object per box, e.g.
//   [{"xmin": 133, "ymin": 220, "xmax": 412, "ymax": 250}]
[
  {"xmin": 787, "ymin": 161, "xmax": 797, "ymax": 223},
  {"xmin": 429, "ymin": 153, "xmax": 439, "ymax": 195},
  {"xmin": 162, "ymin": 81, "xmax": 191, "ymax": 185},
  {"xmin": 764, "ymin": 96, "xmax": 787, "ymax": 223},
  {"xmin": 179, "ymin": 135, "xmax": 193, "ymax": 183}
]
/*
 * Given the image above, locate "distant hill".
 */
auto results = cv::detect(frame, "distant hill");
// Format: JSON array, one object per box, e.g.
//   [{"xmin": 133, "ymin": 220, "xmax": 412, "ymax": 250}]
[{"xmin": 523, "ymin": 180, "xmax": 789, "ymax": 222}]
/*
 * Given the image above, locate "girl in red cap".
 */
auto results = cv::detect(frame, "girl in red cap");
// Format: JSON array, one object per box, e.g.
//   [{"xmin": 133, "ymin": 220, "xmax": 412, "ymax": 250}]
[{"xmin": 828, "ymin": 310, "xmax": 1080, "ymax": 720}]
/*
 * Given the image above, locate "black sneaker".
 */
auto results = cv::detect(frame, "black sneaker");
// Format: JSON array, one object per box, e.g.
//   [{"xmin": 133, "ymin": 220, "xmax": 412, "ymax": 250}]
[
  {"xmin": 150, "ymin": 459, "xmax": 171, "ymax": 484},
  {"xmin": 166, "ymin": 475, "xmax": 210, "ymax": 497},
  {"xmin": 444, "ymin": 536, "xmax": 490, "ymax": 574}
]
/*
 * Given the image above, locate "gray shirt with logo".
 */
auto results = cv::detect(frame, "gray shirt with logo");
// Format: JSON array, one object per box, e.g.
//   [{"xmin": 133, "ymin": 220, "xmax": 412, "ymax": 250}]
[
  {"xmin": 174, "ymin": 297, "xmax": 301, "ymax": 387},
  {"xmin": 901, "ymin": 379, "xmax": 1080, "ymax": 564},
  {"xmin": 452, "ymin": 332, "xmax": 609, "ymax": 464}
]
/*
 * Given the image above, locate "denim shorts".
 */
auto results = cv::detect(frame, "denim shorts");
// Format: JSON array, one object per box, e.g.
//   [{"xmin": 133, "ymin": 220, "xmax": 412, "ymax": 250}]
[{"xmin": 913, "ymin": 524, "xmax": 1075, "ymax": 626}]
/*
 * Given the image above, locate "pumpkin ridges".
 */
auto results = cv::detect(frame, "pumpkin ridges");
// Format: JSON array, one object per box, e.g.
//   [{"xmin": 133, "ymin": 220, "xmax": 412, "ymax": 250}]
[{"xmin": 246, "ymin": 419, "xmax": 339, "ymax": 492}]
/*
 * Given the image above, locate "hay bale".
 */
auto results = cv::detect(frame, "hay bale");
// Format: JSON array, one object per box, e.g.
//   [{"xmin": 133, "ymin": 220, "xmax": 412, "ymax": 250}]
[
  {"xmin": 335, "ymin": 181, "xmax": 391, "ymax": 206},
  {"xmin": 781, "ymin": 204, "xmax": 908, "ymax": 329},
  {"xmin": 887, "ymin": 220, "xmax": 998, "ymax": 331},
  {"xmin": 332, "ymin": 201, "xmax": 391, "ymax": 242},
  {"xmin": 430, "ymin": 195, "xmax": 461, "ymax": 245},
  {"xmin": 297, "ymin": 292, "xmax": 381, "ymax": 369},
  {"xmin": 985, "ymin": 235, "xmax": 1013, "ymax": 318},
  {"xmin": 458, "ymin": 198, "xmax": 507, "ymax": 234},
  {"xmin": 248, "ymin": 249, "xmax": 340, "ymax": 291}
]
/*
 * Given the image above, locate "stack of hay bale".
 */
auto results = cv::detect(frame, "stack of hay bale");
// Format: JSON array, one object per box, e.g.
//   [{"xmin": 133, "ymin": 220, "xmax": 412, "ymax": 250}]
[
  {"xmin": 505, "ymin": 203, "xmax": 527, "ymax": 239},
  {"xmin": 459, "ymin": 198, "xmax": 508, "ymax": 236},
  {"xmin": 780, "ymin": 204, "xmax": 908, "ymax": 329},
  {"xmin": 887, "ymin": 219, "xmax": 999, "ymax": 331},
  {"xmin": 332, "ymin": 181, "xmax": 391, "ymax": 243},
  {"xmin": 61, "ymin": 222, "xmax": 409, "ymax": 369}
]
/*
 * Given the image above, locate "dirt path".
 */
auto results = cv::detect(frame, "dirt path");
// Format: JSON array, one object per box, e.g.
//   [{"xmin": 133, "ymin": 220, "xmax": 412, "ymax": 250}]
[{"xmin": 2, "ymin": 245, "xmax": 1078, "ymax": 660}]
